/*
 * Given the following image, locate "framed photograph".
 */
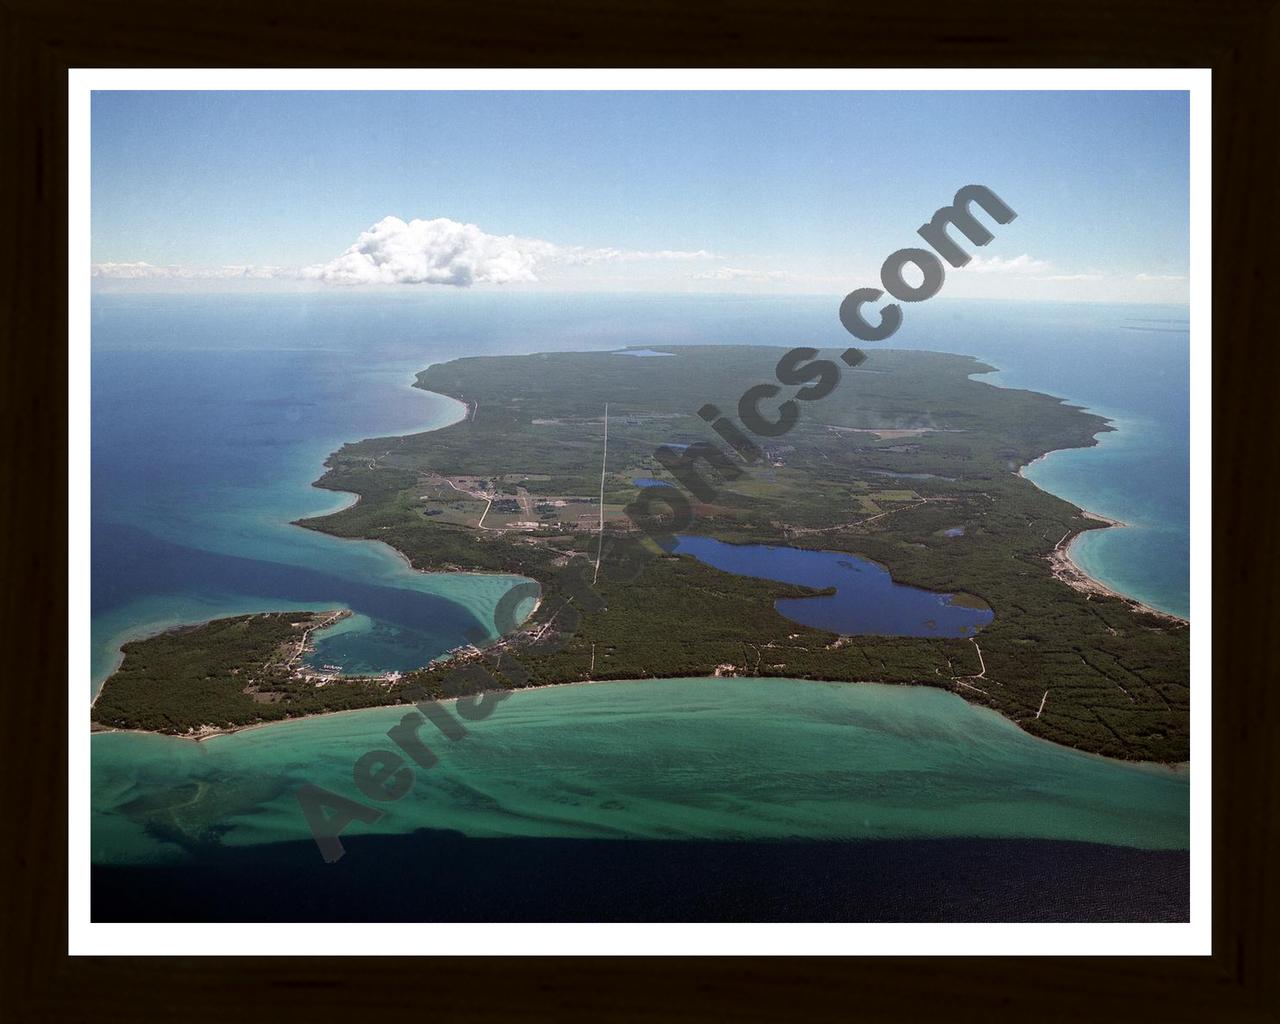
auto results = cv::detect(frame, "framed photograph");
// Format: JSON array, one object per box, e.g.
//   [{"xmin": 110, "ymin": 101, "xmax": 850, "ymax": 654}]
[{"xmin": 4, "ymin": 2, "xmax": 1275, "ymax": 1019}]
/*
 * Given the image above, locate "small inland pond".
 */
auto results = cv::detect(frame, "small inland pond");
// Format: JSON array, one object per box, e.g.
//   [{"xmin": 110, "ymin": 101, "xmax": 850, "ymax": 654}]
[{"xmin": 666, "ymin": 535, "xmax": 993, "ymax": 638}]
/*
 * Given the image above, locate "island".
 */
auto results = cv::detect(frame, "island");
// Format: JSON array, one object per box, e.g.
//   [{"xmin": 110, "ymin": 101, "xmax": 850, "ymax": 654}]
[{"xmin": 92, "ymin": 345, "xmax": 1189, "ymax": 762}]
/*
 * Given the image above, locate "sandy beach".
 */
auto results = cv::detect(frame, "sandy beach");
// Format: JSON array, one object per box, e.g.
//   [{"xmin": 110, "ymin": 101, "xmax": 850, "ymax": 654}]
[
  {"xmin": 1047, "ymin": 523, "xmax": 1187, "ymax": 625},
  {"xmin": 1018, "ymin": 451, "xmax": 1187, "ymax": 626}
]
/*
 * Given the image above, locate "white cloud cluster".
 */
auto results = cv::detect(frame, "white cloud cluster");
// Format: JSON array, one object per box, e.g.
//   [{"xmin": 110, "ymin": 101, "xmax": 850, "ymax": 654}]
[
  {"xmin": 94, "ymin": 217, "xmax": 722, "ymax": 287},
  {"xmin": 300, "ymin": 217, "xmax": 722, "ymax": 286},
  {"xmin": 302, "ymin": 217, "xmax": 553, "ymax": 286}
]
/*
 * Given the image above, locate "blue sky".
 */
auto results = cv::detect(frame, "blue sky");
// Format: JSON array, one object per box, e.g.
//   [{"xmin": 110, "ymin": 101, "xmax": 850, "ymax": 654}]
[{"xmin": 91, "ymin": 90, "xmax": 1190, "ymax": 301}]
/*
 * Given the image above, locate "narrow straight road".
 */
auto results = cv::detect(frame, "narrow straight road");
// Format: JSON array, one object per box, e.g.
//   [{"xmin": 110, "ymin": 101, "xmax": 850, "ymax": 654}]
[{"xmin": 594, "ymin": 403, "xmax": 609, "ymax": 584}]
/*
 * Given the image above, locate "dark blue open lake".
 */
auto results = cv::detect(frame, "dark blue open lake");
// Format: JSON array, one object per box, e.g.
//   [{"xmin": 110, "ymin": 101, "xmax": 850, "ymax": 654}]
[{"xmin": 667, "ymin": 535, "xmax": 993, "ymax": 637}]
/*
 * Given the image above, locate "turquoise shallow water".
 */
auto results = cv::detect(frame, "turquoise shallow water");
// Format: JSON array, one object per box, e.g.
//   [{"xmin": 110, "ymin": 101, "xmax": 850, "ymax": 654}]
[
  {"xmin": 91, "ymin": 678, "xmax": 1188, "ymax": 865},
  {"xmin": 1020, "ymin": 420, "xmax": 1188, "ymax": 617},
  {"xmin": 90, "ymin": 294, "xmax": 1190, "ymax": 868}
]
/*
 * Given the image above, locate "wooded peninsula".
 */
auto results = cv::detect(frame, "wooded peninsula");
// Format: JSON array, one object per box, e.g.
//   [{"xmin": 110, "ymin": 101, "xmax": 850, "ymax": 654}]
[{"xmin": 92, "ymin": 346, "xmax": 1189, "ymax": 762}]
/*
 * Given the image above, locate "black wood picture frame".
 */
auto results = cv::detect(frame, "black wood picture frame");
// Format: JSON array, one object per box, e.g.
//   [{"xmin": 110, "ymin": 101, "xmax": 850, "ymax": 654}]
[{"xmin": 2, "ymin": 1, "xmax": 1275, "ymax": 1018}]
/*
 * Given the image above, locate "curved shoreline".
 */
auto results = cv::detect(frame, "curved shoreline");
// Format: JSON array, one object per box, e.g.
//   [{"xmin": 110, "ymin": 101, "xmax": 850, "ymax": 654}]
[
  {"xmin": 89, "ymin": 673, "xmax": 1189, "ymax": 774},
  {"xmin": 982, "ymin": 353, "xmax": 1186, "ymax": 624},
  {"xmin": 1017, "ymin": 455, "xmax": 1187, "ymax": 626}
]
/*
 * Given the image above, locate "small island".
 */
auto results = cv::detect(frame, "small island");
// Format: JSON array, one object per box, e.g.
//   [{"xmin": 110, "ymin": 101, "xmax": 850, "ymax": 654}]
[{"xmin": 92, "ymin": 345, "xmax": 1189, "ymax": 762}]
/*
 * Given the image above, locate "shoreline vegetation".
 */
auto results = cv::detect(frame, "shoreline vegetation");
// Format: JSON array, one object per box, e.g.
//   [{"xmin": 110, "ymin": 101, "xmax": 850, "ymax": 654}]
[
  {"xmin": 87, "ymin": 671, "xmax": 1190, "ymax": 775},
  {"xmin": 92, "ymin": 345, "xmax": 1189, "ymax": 762}
]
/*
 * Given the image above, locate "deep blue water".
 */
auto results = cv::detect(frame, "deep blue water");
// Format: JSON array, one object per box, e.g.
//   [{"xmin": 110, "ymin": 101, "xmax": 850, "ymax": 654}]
[
  {"xmin": 667, "ymin": 535, "xmax": 993, "ymax": 637},
  {"xmin": 91, "ymin": 834, "xmax": 1188, "ymax": 923}
]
